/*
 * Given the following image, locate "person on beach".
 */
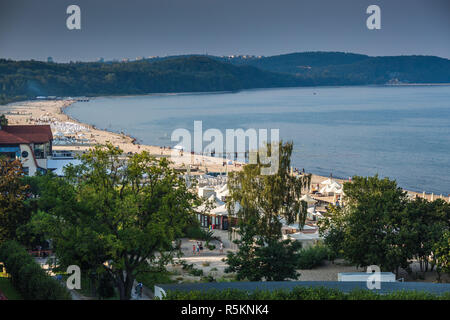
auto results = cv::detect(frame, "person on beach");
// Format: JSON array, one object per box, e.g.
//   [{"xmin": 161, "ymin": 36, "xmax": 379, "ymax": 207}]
[
  {"xmin": 196, "ymin": 242, "xmax": 200, "ymax": 255},
  {"xmin": 219, "ymin": 242, "xmax": 223, "ymax": 254},
  {"xmin": 192, "ymin": 244, "xmax": 196, "ymax": 255}
]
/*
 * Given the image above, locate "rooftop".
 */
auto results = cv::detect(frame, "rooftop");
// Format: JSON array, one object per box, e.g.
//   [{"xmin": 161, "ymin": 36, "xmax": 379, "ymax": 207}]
[{"xmin": 0, "ymin": 125, "xmax": 53, "ymax": 145}]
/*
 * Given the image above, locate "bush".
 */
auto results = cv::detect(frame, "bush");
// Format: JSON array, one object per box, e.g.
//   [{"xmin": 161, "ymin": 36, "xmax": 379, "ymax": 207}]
[
  {"xmin": 162, "ymin": 287, "xmax": 450, "ymax": 300},
  {"xmin": 0, "ymin": 241, "xmax": 71, "ymax": 300},
  {"xmin": 180, "ymin": 261, "xmax": 204, "ymax": 276},
  {"xmin": 297, "ymin": 245, "xmax": 331, "ymax": 269},
  {"xmin": 189, "ymin": 268, "xmax": 204, "ymax": 277}
]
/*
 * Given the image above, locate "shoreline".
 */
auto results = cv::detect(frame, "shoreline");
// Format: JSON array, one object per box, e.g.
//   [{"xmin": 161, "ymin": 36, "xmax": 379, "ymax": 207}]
[{"xmin": 0, "ymin": 99, "xmax": 448, "ymax": 201}]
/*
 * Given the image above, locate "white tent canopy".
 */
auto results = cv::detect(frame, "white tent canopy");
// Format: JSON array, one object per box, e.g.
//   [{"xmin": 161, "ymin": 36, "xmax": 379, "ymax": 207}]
[
  {"xmin": 320, "ymin": 183, "xmax": 342, "ymax": 194},
  {"xmin": 300, "ymin": 194, "xmax": 317, "ymax": 204},
  {"xmin": 321, "ymin": 178, "xmax": 342, "ymax": 188}
]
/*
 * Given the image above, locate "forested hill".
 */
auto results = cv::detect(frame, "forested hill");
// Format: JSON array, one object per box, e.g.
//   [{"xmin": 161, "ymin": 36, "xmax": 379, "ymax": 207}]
[
  {"xmin": 0, "ymin": 56, "xmax": 302, "ymax": 105},
  {"xmin": 1, "ymin": 52, "xmax": 450, "ymax": 105},
  {"xmin": 234, "ymin": 52, "xmax": 450, "ymax": 84}
]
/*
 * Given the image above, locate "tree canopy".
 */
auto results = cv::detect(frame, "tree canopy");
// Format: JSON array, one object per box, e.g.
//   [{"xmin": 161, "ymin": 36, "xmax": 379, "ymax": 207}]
[
  {"xmin": 0, "ymin": 159, "xmax": 30, "ymax": 243},
  {"xmin": 225, "ymin": 142, "xmax": 310, "ymax": 281},
  {"xmin": 31, "ymin": 143, "xmax": 202, "ymax": 299},
  {"xmin": 319, "ymin": 175, "xmax": 450, "ymax": 276}
]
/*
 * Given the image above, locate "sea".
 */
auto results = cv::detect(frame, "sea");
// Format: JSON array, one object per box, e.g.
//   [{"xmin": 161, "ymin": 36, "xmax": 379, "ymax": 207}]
[{"xmin": 65, "ymin": 85, "xmax": 450, "ymax": 194}]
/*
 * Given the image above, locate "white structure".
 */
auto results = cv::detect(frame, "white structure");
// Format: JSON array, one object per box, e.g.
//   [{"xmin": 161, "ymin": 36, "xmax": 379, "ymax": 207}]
[
  {"xmin": 198, "ymin": 187, "xmax": 215, "ymax": 199},
  {"xmin": 300, "ymin": 194, "xmax": 317, "ymax": 206},
  {"xmin": 338, "ymin": 272, "xmax": 396, "ymax": 282},
  {"xmin": 319, "ymin": 180, "xmax": 343, "ymax": 195},
  {"xmin": 154, "ymin": 285, "xmax": 166, "ymax": 300}
]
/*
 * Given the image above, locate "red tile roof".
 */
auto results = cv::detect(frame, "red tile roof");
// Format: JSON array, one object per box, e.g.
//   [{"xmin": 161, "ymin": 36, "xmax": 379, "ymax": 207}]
[{"xmin": 0, "ymin": 125, "xmax": 53, "ymax": 144}]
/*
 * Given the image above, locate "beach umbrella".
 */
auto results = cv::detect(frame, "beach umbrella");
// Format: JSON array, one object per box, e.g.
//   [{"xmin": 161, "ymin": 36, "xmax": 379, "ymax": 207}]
[
  {"xmin": 321, "ymin": 178, "xmax": 342, "ymax": 188},
  {"xmin": 173, "ymin": 145, "xmax": 184, "ymax": 151},
  {"xmin": 320, "ymin": 183, "xmax": 342, "ymax": 195},
  {"xmin": 300, "ymin": 194, "xmax": 317, "ymax": 205}
]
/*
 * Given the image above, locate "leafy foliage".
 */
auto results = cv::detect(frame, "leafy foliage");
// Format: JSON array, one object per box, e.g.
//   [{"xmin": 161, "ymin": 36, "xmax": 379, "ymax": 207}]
[
  {"xmin": 0, "ymin": 159, "xmax": 31, "ymax": 243},
  {"xmin": 319, "ymin": 175, "xmax": 450, "ymax": 277},
  {"xmin": 227, "ymin": 141, "xmax": 311, "ymax": 241},
  {"xmin": 161, "ymin": 287, "xmax": 450, "ymax": 300},
  {"xmin": 29, "ymin": 143, "xmax": 202, "ymax": 299},
  {"xmin": 225, "ymin": 142, "xmax": 310, "ymax": 281},
  {"xmin": 225, "ymin": 221, "xmax": 302, "ymax": 281},
  {"xmin": 0, "ymin": 241, "xmax": 71, "ymax": 300},
  {"xmin": 0, "ymin": 114, "xmax": 8, "ymax": 126},
  {"xmin": 296, "ymin": 244, "xmax": 332, "ymax": 269},
  {"xmin": 433, "ymin": 231, "xmax": 450, "ymax": 281}
]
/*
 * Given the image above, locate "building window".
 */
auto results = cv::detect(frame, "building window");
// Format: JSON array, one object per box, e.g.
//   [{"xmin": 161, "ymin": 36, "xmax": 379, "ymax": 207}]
[{"xmin": 34, "ymin": 144, "xmax": 45, "ymax": 159}]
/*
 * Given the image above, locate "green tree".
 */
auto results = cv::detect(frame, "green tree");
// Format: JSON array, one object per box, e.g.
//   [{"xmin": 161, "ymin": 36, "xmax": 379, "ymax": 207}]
[
  {"xmin": 225, "ymin": 141, "xmax": 310, "ymax": 280},
  {"xmin": 0, "ymin": 114, "xmax": 8, "ymax": 126},
  {"xmin": 400, "ymin": 198, "xmax": 449, "ymax": 274},
  {"xmin": 227, "ymin": 141, "xmax": 311, "ymax": 241},
  {"xmin": 0, "ymin": 159, "xmax": 30, "ymax": 243},
  {"xmin": 225, "ymin": 218, "xmax": 302, "ymax": 281},
  {"xmin": 319, "ymin": 175, "xmax": 409, "ymax": 274},
  {"xmin": 33, "ymin": 144, "xmax": 201, "ymax": 299},
  {"xmin": 317, "ymin": 204, "xmax": 345, "ymax": 259},
  {"xmin": 433, "ymin": 231, "xmax": 450, "ymax": 282}
]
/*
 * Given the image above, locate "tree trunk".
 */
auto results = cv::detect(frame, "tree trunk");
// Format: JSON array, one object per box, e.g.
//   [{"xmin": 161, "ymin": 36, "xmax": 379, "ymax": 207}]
[{"xmin": 116, "ymin": 270, "xmax": 135, "ymax": 300}]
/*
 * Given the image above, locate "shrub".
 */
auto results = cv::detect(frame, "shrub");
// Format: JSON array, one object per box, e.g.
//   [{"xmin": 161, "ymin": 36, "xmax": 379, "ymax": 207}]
[
  {"xmin": 0, "ymin": 241, "xmax": 71, "ymax": 300},
  {"xmin": 180, "ymin": 261, "xmax": 203, "ymax": 276},
  {"xmin": 162, "ymin": 287, "xmax": 450, "ymax": 300},
  {"xmin": 189, "ymin": 268, "xmax": 204, "ymax": 277},
  {"xmin": 297, "ymin": 244, "xmax": 331, "ymax": 269}
]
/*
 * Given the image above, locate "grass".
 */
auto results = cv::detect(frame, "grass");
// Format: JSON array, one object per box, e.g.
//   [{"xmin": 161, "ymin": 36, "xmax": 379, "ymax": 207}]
[{"xmin": 0, "ymin": 275, "xmax": 23, "ymax": 300}]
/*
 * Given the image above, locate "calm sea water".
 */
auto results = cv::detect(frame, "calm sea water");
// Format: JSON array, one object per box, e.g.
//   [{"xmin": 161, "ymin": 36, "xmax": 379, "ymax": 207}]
[{"xmin": 66, "ymin": 86, "xmax": 450, "ymax": 194}]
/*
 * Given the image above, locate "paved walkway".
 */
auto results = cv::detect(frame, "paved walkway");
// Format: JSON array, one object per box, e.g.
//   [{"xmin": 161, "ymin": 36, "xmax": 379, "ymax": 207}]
[{"xmin": 131, "ymin": 280, "xmax": 151, "ymax": 300}]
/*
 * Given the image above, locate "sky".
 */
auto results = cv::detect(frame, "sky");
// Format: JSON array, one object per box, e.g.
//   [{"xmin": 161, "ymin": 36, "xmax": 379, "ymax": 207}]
[{"xmin": 0, "ymin": 0, "xmax": 449, "ymax": 62}]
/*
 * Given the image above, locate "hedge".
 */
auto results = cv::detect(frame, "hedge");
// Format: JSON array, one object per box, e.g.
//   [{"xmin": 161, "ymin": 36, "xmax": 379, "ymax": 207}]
[
  {"xmin": 162, "ymin": 287, "xmax": 450, "ymax": 300},
  {"xmin": 0, "ymin": 241, "xmax": 71, "ymax": 300}
]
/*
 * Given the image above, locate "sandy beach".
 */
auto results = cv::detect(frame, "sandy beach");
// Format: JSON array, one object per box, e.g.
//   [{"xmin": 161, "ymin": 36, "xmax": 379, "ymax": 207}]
[
  {"xmin": 0, "ymin": 99, "xmax": 448, "ymax": 202},
  {"xmin": 0, "ymin": 99, "xmax": 243, "ymax": 174}
]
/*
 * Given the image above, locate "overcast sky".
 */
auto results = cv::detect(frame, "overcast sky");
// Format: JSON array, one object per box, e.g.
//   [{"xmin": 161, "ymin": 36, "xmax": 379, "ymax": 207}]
[{"xmin": 0, "ymin": 0, "xmax": 449, "ymax": 62}]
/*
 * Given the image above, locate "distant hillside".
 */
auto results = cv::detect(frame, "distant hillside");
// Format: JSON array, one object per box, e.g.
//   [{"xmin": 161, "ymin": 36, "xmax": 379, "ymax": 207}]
[
  {"xmin": 0, "ymin": 56, "xmax": 303, "ymax": 105},
  {"xmin": 1, "ymin": 52, "xmax": 449, "ymax": 105},
  {"xmin": 237, "ymin": 52, "xmax": 370, "ymax": 73},
  {"xmin": 237, "ymin": 52, "xmax": 450, "ymax": 85}
]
